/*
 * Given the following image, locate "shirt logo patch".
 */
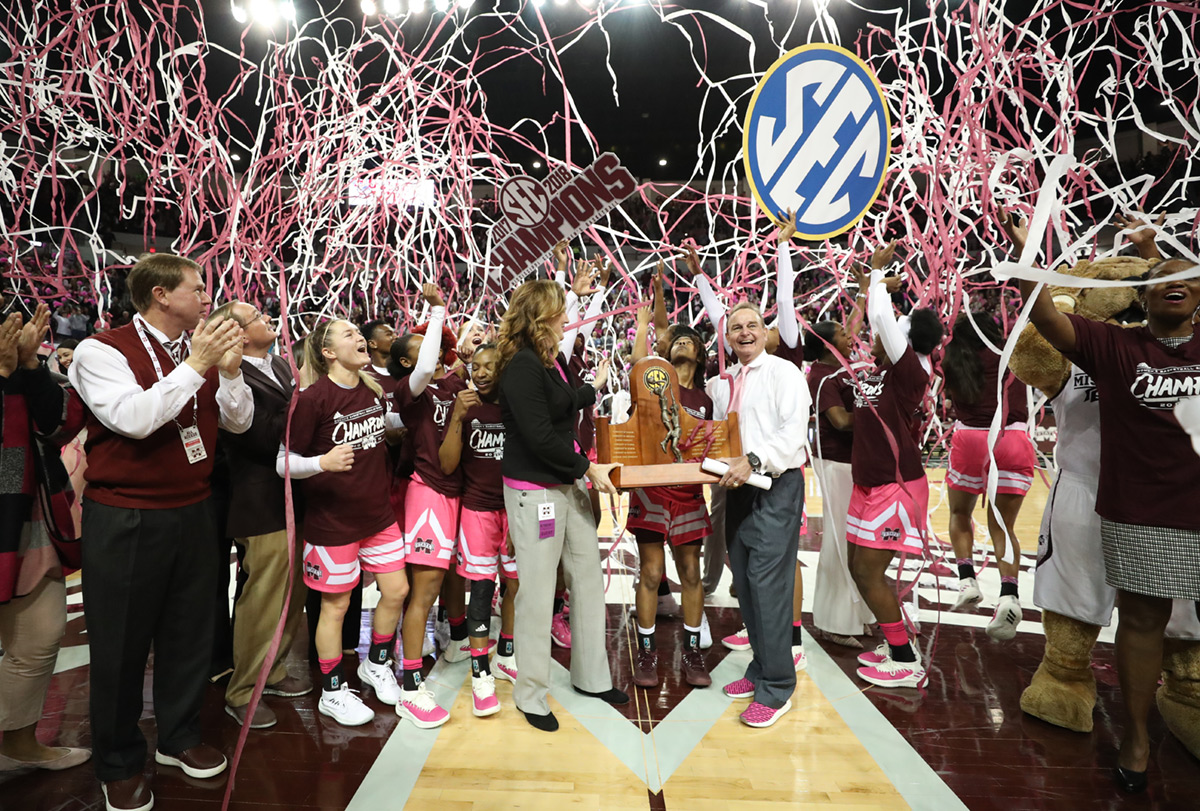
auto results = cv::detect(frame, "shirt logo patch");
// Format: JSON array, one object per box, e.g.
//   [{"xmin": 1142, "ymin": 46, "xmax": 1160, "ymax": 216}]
[{"xmin": 1129, "ymin": 362, "xmax": 1200, "ymax": 409}]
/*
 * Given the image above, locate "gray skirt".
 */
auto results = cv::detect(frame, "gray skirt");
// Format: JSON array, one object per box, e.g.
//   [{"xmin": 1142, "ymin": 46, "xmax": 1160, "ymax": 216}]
[{"xmin": 1101, "ymin": 519, "xmax": 1200, "ymax": 600}]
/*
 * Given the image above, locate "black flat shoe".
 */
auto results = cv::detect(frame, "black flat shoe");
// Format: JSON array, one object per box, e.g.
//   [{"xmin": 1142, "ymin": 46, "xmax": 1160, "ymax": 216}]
[
  {"xmin": 523, "ymin": 710, "xmax": 559, "ymax": 732},
  {"xmin": 573, "ymin": 686, "xmax": 630, "ymax": 705},
  {"xmin": 1114, "ymin": 766, "xmax": 1147, "ymax": 794}
]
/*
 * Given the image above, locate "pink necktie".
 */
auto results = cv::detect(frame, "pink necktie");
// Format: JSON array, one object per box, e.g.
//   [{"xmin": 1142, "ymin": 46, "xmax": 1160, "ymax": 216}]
[{"xmin": 728, "ymin": 365, "xmax": 749, "ymax": 415}]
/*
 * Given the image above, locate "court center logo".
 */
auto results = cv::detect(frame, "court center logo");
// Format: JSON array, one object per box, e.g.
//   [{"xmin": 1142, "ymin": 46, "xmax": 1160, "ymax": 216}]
[{"xmin": 743, "ymin": 44, "xmax": 891, "ymax": 240}]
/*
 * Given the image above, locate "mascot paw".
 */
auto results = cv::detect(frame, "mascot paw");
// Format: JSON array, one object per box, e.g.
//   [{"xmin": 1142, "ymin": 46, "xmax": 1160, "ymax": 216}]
[
  {"xmin": 1158, "ymin": 640, "xmax": 1200, "ymax": 759},
  {"xmin": 1020, "ymin": 660, "xmax": 1097, "ymax": 732},
  {"xmin": 1157, "ymin": 686, "xmax": 1200, "ymax": 759}
]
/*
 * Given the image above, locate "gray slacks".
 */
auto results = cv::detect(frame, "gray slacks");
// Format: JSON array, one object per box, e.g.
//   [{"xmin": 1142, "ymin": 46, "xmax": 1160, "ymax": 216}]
[
  {"xmin": 724, "ymin": 467, "xmax": 805, "ymax": 708},
  {"xmin": 504, "ymin": 479, "xmax": 613, "ymax": 715}
]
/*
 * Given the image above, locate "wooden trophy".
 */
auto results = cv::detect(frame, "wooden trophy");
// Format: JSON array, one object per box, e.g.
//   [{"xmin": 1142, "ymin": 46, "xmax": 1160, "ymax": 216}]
[{"xmin": 595, "ymin": 357, "xmax": 742, "ymax": 489}]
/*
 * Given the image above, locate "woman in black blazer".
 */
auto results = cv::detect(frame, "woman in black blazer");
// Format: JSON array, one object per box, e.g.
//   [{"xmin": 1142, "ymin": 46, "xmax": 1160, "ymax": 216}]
[{"xmin": 497, "ymin": 279, "xmax": 627, "ymax": 731}]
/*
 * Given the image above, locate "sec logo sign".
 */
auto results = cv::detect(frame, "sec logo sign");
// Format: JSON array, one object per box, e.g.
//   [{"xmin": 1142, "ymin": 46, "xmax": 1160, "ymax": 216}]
[
  {"xmin": 743, "ymin": 44, "xmax": 891, "ymax": 240},
  {"xmin": 499, "ymin": 175, "xmax": 551, "ymax": 228}
]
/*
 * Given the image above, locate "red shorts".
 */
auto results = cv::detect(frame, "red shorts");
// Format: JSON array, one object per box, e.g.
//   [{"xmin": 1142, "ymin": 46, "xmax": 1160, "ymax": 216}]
[
  {"xmin": 403, "ymin": 476, "xmax": 460, "ymax": 569},
  {"xmin": 628, "ymin": 486, "xmax": 711, "ymax": 546},
  {"xmin": 302, "ymin": 523, "xmax": 406, "ymax": 593},
  {"xmin": 846, "ymin": 478, "xmax": 930, "ymax": 554},
  {"xmin": 456, "ymin": 508, "xmax": 518, "ymax": 581},
  {"xmin": 947, "ymin": 426, "xmax": 1036, "ymax": 495}
]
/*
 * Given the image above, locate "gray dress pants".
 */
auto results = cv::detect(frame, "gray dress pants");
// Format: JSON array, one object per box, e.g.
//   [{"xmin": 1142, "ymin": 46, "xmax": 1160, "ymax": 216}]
[
  {"xmin": 504, "ymin": 479, "xmax": 614, "ymax": 715},
  {"xmin": 724, "ymin": 467, "xmax": 805, "ymax": 708}
]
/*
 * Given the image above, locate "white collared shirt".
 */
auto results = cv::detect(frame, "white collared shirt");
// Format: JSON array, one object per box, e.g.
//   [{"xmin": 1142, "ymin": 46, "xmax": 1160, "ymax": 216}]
[
  {"xmin": 244, "ymin": 353, "xmax": 288, "ymax": 390},
  {"xmin": 706, "ymin": 349, "xmax": 811, "ymax": 475},
  {"xmin": 69, "ymin": 313, "xmax": 254, "ymax": 439}
]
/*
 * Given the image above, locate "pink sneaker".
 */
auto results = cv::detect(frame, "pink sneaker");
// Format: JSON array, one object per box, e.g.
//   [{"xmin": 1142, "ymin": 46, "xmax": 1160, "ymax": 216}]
[
  {"xmin": 460, "ymin": 639, "xmax": 497, "ymax": 657},
  {"xmin": 471, "ymin": 674, "xmax": 500, "ymax": 717},
  {"xmin": 721, "ymin": 627, "xmax": 750, "ymax": 651},
  {"xmin": 723, "ymin": 677, "xmax": 755, "ymax": 699},
  {"xmin": 857, "ymin": 659, "xmax": 926, "ymax": 689},
  {"xmin": 397, "ymin": 684, "xmax": 450, "ymax": 728},
  {"xmin": 857, "ymin": 643, "xmax": 890, "ymax": 667},
  {"xmin": 739, "ymin": 699, "xmax": 792, "ymax": 728},
  {"xmin": 792, "ymin": 645, "xmax": 807, "ymax": 672},
  {"xmin": 551, "ymin": 610, "xmax": 572, "ymax": 648},
  {"xmin": 493, "ymin": 654, "xmax": 518, "ymax": 684}
]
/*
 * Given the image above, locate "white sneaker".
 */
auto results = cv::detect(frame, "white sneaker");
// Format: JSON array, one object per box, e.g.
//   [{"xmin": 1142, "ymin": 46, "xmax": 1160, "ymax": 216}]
[
  {"xmin": 951, "ymin": 577, "xmax": 983, "ymax": 612},
  {"xmin": 442, "ymin": 638, "xmax": 471, "ymax": 663},
  {"xmin": 986, "ymin": 595, "xmax": 1022, "ymax": 641},
  {"xmin": 319, "ymin": 684, "xmax": 375, "ymax": 726},
  {"xmin": 792, "ymin": 645, "xmax": 807, "ymax": 672},
  {"xmin": 357, "ymin": 659, "xmax": 401, "ymax": 706},
  {"xmin": 658, "ymin": 591, "xmax": 681, "ymax": 618},
  {"xmin": 493, "ymin": 654, "xmax": 518, "ymax": 684},
  {"xmin": 471, "ymin": 673, "xmax": 501, "ymax": 717},
  {"xmin": 699, "ymin": 612, "xmax": 713, "ymax": 650},
  {"xmin": 434, "ymin": 615, "xmax": 451, "ymax": 653}
]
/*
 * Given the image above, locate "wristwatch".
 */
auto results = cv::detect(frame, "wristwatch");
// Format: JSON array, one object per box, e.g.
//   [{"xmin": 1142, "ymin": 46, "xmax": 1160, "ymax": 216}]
[{"xmin": 746, "ymin": 452, "xmax": 762, "ymax": 472}]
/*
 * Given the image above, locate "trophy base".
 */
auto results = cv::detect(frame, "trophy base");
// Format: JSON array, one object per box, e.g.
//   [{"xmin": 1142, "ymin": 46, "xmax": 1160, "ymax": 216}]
[{"xmin": 610, "ymin": 463, "xmax": 721, "ymax": 490}]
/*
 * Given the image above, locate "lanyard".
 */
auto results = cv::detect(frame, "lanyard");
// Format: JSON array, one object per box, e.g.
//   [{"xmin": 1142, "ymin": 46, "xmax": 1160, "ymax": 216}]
[{"xmin": 134, "ymin": 316, "xmax": 199, "ymax": 430}]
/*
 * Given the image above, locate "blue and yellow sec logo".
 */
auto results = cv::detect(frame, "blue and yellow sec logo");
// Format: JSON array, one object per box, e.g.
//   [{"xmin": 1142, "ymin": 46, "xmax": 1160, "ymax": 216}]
[{"xmin": 743, "ymin": 44, "xmax": 891, "ymax": 240}]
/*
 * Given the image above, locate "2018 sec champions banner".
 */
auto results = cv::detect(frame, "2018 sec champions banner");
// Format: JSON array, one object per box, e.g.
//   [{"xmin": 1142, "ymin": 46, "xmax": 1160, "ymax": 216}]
[{"xmin": 743, "ymin": 44, "xmax": 892, "ymax": 239}]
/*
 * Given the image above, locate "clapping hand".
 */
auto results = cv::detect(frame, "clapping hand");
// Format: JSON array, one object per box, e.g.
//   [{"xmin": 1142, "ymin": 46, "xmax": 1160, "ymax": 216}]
[{"xmin": 18, "ymin": 303, "xmax": 50, "ymax": 370}]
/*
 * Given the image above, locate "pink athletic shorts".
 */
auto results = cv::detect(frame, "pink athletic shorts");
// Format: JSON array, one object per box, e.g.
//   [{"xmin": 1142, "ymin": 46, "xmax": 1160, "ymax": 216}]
[
  {"xmin": 302, "ymin": 523, "xmax": 405, "ymax": 593},
  {"xmin": 628, "ymin": 486, "xmax": 711, "ymax": 546},
  {"xmin": 947, "ymin": 426, "xmax": 1036, "ymax": 495},
  {"xmin": 403, "ymin": 475, "xmax": 460, "ymax": 569},
  {"xmin": 456, "ymin": 508, "xmax": 518, "ymax": 581},
  {"xmin": 846, "ymin": 477, "xmax": 930, "ymax": 554}
]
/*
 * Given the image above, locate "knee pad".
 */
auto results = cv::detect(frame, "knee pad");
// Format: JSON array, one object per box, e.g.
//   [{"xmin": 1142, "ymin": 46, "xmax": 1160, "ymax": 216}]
[{"xmin": 467, "ymin": 578, "xmax": 496, "ymax": 637}]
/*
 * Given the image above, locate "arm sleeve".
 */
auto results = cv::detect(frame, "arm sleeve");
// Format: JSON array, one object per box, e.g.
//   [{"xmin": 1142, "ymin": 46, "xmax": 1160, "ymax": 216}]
[
  {"xmin": 501, "ymin": 353, "xmax": 590, "ymax": 480},
  {"xmin": 215, "ymin": 372, "xmax": 253, "ymax": 434},
  {"xmin": 775, "ymin": 241, "xmax": 800, "ymax": 350},
  {"xmin": 68, "ymin": 339, "xmax": 208, "ymax": 440},
  {"xmin": 559, "ymin": 291, "xmax": 582, "ymax": 359},
  {"xmin": 757, "ymin": 362, "xmax": 812, "ymax": 475},
  {"xmin": 695, "ymin": 275, "xmax": 731, "ymax": 355},
  {"xmin": 407, "ymin": 305, "xmax": 446, "ymax": 397},
  {"xmin": 867, "ymin": 269, "xmax": 907, "ymax": 366},
  {"xmin": 276, "ymin": 445, "xmax": 325, "ymax": 479}
]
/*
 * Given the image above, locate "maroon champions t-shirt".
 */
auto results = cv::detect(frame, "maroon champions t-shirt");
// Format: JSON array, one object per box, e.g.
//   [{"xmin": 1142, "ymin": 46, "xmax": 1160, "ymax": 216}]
[
  {"xmin": 808, "ymin": 361, "xmax": 854, "ymax": 464},
  {"xmin": 1064, "ymin": 315, "xmax": 1200, "ymax": 530},
  {"xmin": 395, "ymin": 372, "xmax": 469, "ymax": 496},
  {"xmin": 851, "ymin": 347, "xmax": 930, "ymax": 487},
  {"xmin": 567, "ymin": 354, "xmax": 597, "ymax": 455},
  {"xmin": 289, "ymin": 376, "xmax": 396, "ymax": 546},
  {"xmin": 459, "ymin": 398, "xmax": 505, "ymax": 513}
]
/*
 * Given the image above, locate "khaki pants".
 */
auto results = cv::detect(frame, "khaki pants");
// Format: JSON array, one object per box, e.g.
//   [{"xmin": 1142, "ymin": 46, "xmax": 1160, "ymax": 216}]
[
  {"xmin": 0, "ymin": 576, "xmax": 66, "ymax": 730},
  {"xmin": 225, "ymin": 530, "xmax": 307, "ymax": 708},
  {"xmin": 504, "ymin": 480, "xmax": 613, "ymax": 715}
]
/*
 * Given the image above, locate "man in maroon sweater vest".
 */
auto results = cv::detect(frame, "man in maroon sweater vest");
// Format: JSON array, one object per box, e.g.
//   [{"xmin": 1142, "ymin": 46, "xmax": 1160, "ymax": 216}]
[{"xmin": 68, "ymin": 254, "xmax": 253, "ymax": 811}]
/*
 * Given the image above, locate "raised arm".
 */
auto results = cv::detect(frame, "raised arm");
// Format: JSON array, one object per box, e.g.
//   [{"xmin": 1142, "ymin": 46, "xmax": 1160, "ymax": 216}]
[
  {"xmin": 866, "ymin": 267, "xmax": 907, "ymax": 365},
  {"xmin": 632, "ymin": 303, "xmax": 653, "ymax": 362},
  {"xmin": 1113, "ymin": 211, "xmax": 1165, "ymax": 261},
  {"xmin": 684, "ymin": 245, "xmax": 730, "ymax": 355},
  {"xmin": 775, "ymin": 211, "xmax": 800, "ymax": 350},
  {"xmin": 999, "ymin": 206, "xmax": 1076, "ymax": 354},
  {"xmin": 560, "ymin": 258, "xmax": 597, "ymax": 359},
  {"xmin": 408, "ymin": 284, "xmax": 446, "ymax": 397}
]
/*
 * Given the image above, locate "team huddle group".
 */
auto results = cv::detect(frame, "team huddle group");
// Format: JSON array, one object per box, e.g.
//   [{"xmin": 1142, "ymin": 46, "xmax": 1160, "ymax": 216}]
[{"xmin": 2, "ymin": 209, "xmax": 1199, "ymax": 810}]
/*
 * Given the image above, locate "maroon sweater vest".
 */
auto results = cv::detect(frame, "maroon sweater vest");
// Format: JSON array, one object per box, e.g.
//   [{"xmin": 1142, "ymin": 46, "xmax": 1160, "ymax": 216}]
[{"xmin": 82, "ymin": 323, "xmax": 219, "ymax": 509}]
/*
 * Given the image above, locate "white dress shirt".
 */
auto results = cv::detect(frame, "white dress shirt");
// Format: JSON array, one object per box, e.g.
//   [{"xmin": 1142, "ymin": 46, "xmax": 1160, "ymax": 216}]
[
  {"xmin": 706, "ymin": 349, "xmax": 811, "ymax": 475},
  {"xmin": 244, "ymin": 353, "xmax": 289, "ymax": 390},
  {"xmin": 69, "ymin": 314, "xmax": 253, "ymax": 439}
]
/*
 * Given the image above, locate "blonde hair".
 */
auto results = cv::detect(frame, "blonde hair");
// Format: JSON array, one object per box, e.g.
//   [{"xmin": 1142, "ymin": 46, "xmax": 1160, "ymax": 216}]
[
  {"xmin": 303, "ymin": 320, "xmax": 384, "ymax": 398},
  {"xmin": 497, "ymin": 280, "xmax": 567, "ymax": 372},
  {"xmin": 127, "ymin": 253, "xmax": 202, "ymax": 313}
]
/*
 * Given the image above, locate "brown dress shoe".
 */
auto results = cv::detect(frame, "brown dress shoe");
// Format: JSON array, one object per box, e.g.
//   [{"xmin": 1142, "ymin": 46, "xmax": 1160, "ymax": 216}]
[
  {"xmin": 101, "ymin": 774, "xmax": 154, "ymax": 811},
  {"xmin": 154, "ymin": 743, "xmax": 227, "ymax": 779},
  {"xmin": 225, "ymin": 701, "xmax": 278, "ymax": 729},
  {"xmin": 263, "ymin": 674, "xmax": 313, "ymax": 698},
  {"xmin": 632, "ymin": 648, "xmax": 660, "ymax": 688},
  {"xmin": 681, "ymin": 648, "xmax": 712, "ymax": 688}
]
